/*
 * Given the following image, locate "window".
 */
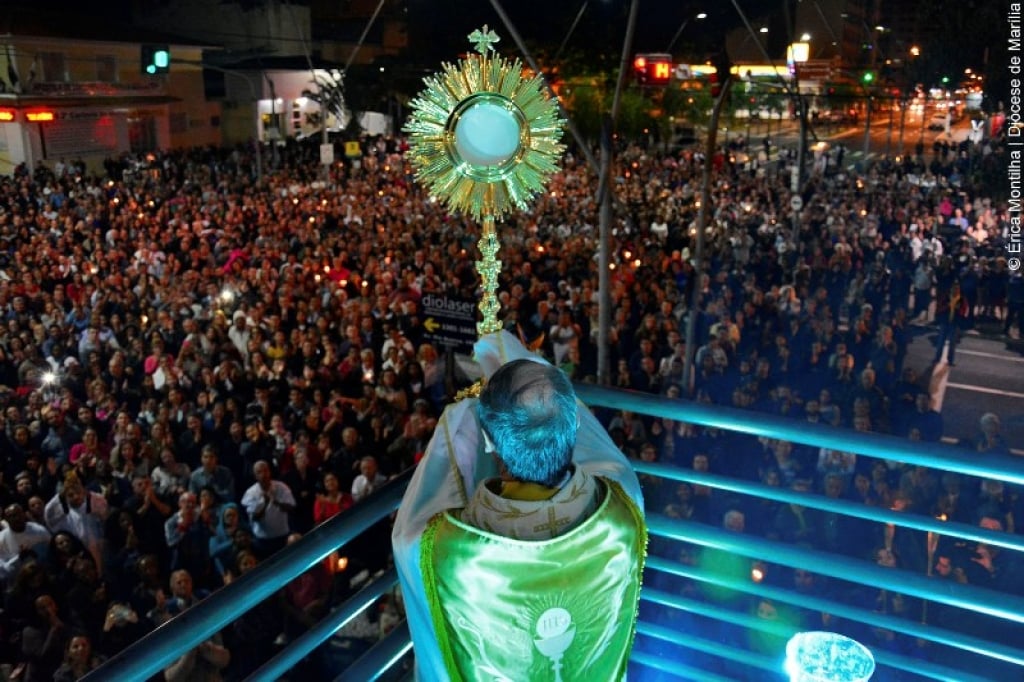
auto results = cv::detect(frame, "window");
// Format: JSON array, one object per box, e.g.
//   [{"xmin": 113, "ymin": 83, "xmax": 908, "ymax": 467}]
[
  {"xmin": 169, "ymin": 112, "xmax": 187, "ymax": 134},
  {"xmin": 38, "ymin": 52, "xmax": 66, "ymax": 82},
  {"xmin": 95, "ymin": 55, "xmax": 117, "ymax": 83}
]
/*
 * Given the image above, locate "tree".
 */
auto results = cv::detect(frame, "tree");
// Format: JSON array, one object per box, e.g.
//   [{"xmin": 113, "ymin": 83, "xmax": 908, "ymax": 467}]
[
  {"xmin": 568, "ymin": 83, "xmax": 605, "ymax": 144},
  {"xmin": 301, "ymin": 70, "xmax": 348, "ymax": 132},
  {"xmin": 617, "ymin": 89, "xmax": 656, "ymax": 141},
  {"xmin": 673, "ymin": 86, "xmax": 713, "ymax": 128}
]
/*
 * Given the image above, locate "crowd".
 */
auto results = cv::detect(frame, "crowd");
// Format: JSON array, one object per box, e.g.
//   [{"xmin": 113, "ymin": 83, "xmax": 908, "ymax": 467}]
[{"xmin": 0, "ymin": 117, "xmax": 1018, "ymax": 680}]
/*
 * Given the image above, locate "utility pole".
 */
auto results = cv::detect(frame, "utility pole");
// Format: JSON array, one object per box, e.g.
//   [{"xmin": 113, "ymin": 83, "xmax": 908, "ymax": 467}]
[
  {"xmin": 682, "ymin": 75, "xmax": 733, "ymax": 394},
  {"xmin": 898, "ymin": 94, "xmax": 908, "ymax": 154},
  {"xmin": 491, "ymin": 0, "xmax": 638, "ymax": 384},
  {"xmin": 178, "ymin": 60, "xmax": 262, "ymax": 181},
  {"xmin": 863, "ymin": 92, "xmax": 873, "ymax": 156}
]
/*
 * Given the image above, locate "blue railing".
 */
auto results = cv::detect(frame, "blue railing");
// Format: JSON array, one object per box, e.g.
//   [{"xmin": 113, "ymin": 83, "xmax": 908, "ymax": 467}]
[
  {"xmin": 82, "ymin": 471, "xmax": 412, "ymax": 682},
  {"xmin": 89, "ymin": 385, "xmax": 1024, "ymax": 681}
]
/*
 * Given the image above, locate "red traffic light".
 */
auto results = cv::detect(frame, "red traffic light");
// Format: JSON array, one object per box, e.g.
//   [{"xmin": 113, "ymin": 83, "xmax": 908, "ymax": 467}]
[
  {"xmin": 634, "ymin": 53, "xmax": 672, "ymax": 86},
  {"xmin": 709, "ymin": 72, "xmax": 722, "ymax": 98}
]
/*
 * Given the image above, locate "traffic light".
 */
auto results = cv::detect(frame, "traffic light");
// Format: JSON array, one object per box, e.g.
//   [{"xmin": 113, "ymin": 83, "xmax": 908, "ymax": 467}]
[
  {"xmin": 710, "ymin": 53, "xmax": 731, "ymax": 99},
  {"xmin": 709, "ymin": 72, "xmax": 724, "ymax": 98},
  {"xmin": 633, "ymin": 55, "xmax": 648, "ymax": 85},
  {"xmin": 862, "ymin": 71, "xmax": 875, "ymax": 84},
  {"xmin": 633, "ymin": 53, "xmax": 672, "ymax": 86},
  {"xmin": 141, "ymin": 45, "xmax": 170, "ymax": 75}
]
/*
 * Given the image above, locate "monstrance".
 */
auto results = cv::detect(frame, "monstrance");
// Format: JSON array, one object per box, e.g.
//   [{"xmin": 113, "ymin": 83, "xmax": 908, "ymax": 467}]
[{"xmin": 404, "ymin": 25, "xmax": 565, "ymax": 335}]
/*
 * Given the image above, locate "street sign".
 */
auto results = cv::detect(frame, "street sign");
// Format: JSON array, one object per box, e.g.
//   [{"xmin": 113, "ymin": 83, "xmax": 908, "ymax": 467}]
[
  {"xmin": 320, "ymin": 143, "xmax": 334, "ymax": 166},
  {"xmin": 420, "ymin": 293, "xmax": 478, "ymax": 354},
  {"xmin": 790, "ymin": 195, "xmax": 803, "ymax": 211},
  {"xmin": 794, "ymin": 59, "xmax": 832, "ymax": 81},
  {"xmin": 673, "ymin": 64, "xmax": 692, "ymax": 80}
]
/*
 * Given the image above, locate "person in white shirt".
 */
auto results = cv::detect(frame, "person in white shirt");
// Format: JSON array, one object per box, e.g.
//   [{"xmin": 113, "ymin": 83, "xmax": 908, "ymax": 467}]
[
  {"xmin": 228, "ymin": 310, "xmax": 251, "ymax": 362},
  {"xmin": 351, "ymin": 456, "xmax": 388, "ymax": 502},
  {"xmin": 548, "ymin": 309, "xmax": 580, "ymax": 366},
  {"xmin": 152, "ymin": 448, "xmax": 192, "ymax": 500},
  {"xmin": 0, "ymin": 503, "xmax": 51, "ymax": 581},
  {"xmin": 241, "ymin": 460, "xmax": 296, "ymax": 557},
  {"xmin": 44, "ymin": 471, "xmax": 108, "ymax": 572}
]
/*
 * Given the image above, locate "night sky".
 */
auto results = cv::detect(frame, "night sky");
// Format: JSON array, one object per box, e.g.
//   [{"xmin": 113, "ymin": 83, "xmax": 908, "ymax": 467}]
[{"xmin": 405, "ymin": 0, "xmax": 780, "ymax": 63}]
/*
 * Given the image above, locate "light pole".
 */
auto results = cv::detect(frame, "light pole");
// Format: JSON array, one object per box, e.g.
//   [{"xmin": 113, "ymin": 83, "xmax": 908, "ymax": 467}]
[
  {"xmin": 683, "ymin": 74, "xmax": 733, "ymax": 394},
  {"xmin": 862, "ymin": 71, "xmax": 874, "ymax": 157},
  {"xmin": 899, "ymin": 46, "xmax": 920, "ymax": 155},
  {"xmin": 554, "ymin": 0, "xmax": 590, "ymax": 64},
  {"xmin": 789, "ymin": 40, "xmax": 810, "ymax": 190},
  {"xmin": 181, "ymin": 61, "xmax": 262, "ymax": 181},
  {"xmin": 666, "ymin": 12, "xmax": 707, "ymax": 53}
]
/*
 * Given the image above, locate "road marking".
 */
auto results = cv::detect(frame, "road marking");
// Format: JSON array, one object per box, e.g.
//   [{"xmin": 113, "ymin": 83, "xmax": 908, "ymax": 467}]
[
  {"xmin": 945, "ymin": 382, "xmax": 1024, "ymax": 399},
  {"xmin": 955, "ymin": 349, "xmax": 1024, "ymax": 363},
  {"xmin": 930, "ymin": 362, "xmax": 949, "ymax": 412}
]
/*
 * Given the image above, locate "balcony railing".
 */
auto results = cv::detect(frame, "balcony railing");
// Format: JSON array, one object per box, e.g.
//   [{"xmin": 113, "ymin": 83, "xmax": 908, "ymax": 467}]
[{"xmin": 86, "ymin": 384, "xmax": 1024, "ymax": 681}]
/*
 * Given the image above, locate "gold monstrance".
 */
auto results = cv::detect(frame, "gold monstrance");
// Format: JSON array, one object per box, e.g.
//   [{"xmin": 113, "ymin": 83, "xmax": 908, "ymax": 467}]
[{"xmin": 404, "ymin": 25, "xmax": 566, "ymax": 335}]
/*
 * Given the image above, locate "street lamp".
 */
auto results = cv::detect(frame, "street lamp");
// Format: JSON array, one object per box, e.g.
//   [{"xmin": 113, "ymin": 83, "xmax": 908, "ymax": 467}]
[
  {"xmin": 184, "ymin": 62, "xmax": 263, "ymax": 181},
  {"xmin": 666, "ymin": 11, "xmax": 708, "ymax": 53},
  {"xmin": 898, "ymin": 45, "xmax": 921, "ymax": 154},
  {"xmin": 789, "ymin": 40, "xmax": 810, "ymax": 192}
]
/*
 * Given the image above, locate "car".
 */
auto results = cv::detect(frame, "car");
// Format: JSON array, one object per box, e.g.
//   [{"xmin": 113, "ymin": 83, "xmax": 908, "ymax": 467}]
[{"xmin": 927, "ymin": 114, "xmax": 948, "ymax": 131}]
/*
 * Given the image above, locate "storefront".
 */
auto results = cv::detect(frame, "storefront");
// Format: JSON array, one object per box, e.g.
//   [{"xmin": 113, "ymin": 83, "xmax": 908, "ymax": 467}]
[{"xmin": 0, "ymin": 93, "xmax": 177, "ymax": 174}]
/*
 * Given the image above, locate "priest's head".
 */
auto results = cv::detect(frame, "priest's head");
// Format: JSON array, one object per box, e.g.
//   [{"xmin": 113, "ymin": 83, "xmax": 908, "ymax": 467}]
[{"xmin": 477, "ymin": 359, "xmax": 578, "ymax": 488}]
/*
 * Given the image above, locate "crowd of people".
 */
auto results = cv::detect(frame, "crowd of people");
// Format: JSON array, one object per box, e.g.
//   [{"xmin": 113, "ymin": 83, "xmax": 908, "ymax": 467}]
[{"xmin": 0, "ymin": 117, "xmax": 1018, "ymax": 680}]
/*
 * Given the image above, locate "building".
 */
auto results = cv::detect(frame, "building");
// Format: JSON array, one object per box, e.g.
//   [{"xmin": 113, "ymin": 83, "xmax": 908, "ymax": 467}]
[
  {"xmin": 0, "ymin": 36, "xmax": 214, "ymax": 172},
  {"xmin": 0, "ymin": 0, "xmax": 410, "ymax": 173}
]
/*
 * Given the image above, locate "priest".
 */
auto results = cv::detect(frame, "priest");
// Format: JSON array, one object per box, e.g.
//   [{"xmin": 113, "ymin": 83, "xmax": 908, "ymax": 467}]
[{"xmin": 392, "ymin": 330, "xmax": 646, "ymax": 681}]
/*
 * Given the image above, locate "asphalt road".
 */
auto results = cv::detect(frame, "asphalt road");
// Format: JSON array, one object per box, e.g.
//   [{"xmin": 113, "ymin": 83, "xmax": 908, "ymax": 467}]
[
  {"xmin": 764, "ymin": 112, "xmax": 980, "ymax": 158},
  {"xmin": 903, "ymin": 322, "xmax": 1024, "ymax": 452}
]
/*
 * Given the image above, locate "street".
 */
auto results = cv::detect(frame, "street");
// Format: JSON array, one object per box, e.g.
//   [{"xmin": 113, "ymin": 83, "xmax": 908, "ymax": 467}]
[
  {"xmin": 758, "ymin": 108, "xmax": 982, "ymax": 159},
  {"xmin": 827, "ymin": 109, "xmax": 978, "ymax": 157},
  {"xmin": 710, "ymin": 112, "xmax": 1021, "ymax": 451},
  {"xmin": 903, "ymin": 321, "xmax": 1024, "ymax": 454}
]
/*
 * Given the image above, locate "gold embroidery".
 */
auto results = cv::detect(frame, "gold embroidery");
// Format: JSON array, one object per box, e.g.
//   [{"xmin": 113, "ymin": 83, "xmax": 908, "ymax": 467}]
[
  {"xmin": 532, "ymin": 506, "xmax": 572, "ymax": 538},
  {"xmin": 464, "ymin": 468, "xmax": 599, "ymax": 540},
  {"xmin": 561, "ymin": 478, "xmax": 590, "ymax": 505},
  {"xmin": 454, "ymin": 379, "xmax": 485, "ymax": 401}
]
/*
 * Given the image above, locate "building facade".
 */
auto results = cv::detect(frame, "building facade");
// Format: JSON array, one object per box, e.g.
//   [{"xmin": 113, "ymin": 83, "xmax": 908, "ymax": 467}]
[{"xmin": 0, "ymin": 36, "xmax": 218, "ymax": 173}]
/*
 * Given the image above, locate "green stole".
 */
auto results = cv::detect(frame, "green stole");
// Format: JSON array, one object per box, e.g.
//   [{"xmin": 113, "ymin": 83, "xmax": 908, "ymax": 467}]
[{"xmin": 420, "ymin": 478, "xmax": 647, "ymax": 682}]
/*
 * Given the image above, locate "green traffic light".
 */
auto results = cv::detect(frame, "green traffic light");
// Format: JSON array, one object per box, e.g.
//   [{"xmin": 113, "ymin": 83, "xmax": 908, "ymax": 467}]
[
  {"xmin": 941, "ymin": 76, "xmax": 950, "ymax": 84},
  {"xmin": 862, "ymin": 72, "xmax": 874, "ymax": 83},
  {"xmin": 146, "ymin": 65, "xmax": 156, "ymax": 75},
  {"xmin": 154, "ymin": 50, "xmax": 169, "ymax": 69}
]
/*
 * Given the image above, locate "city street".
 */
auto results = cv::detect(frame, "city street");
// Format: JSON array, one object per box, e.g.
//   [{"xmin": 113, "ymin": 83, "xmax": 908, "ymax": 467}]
[
  {"xmin": 828, "ymin": 110, "xmax": 979, "ymax": 157},
  {"xmin": 903, "ymin": 323, "xmax": 1024, "ymax": 453},
  {"xmin": 761, "ymin": 109, "xmax": 982, "ymax": 159},
  {"xmin": 716, "ymin": 111, "xmax": 1018, "ymax": 453}
]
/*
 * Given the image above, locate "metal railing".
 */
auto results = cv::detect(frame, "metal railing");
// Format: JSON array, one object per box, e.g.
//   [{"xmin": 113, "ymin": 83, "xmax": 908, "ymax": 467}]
[
  {"xmin": 90, "ymin": 385, "xmax": 1024, "ymax": 681},
  {"xmin": 83, "ymin": 471, "xmax": 412, "ymax": 682}
]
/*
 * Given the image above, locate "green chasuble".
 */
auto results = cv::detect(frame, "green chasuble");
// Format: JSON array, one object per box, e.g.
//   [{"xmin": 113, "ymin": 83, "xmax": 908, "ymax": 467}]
[{"xmin": 420, "ymin": 478, "xmax": 646, "ymax": 682}]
